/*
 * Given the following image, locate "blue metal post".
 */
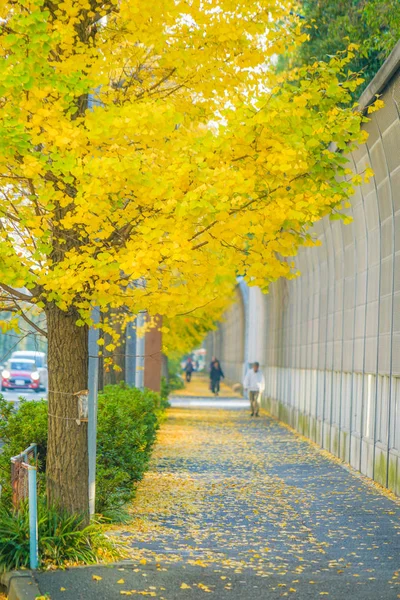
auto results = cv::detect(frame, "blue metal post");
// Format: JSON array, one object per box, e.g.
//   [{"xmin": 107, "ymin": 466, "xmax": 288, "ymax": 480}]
[
  {"xmin": 28, "ymin": 466, "xmax": 38, "ymax": 569},
  {"xmin": 125, "ymin": 321, "xmax": 137, "ymax": 387},
  {"xmin": 88, "ymin": 308, "xmax": 100, "ymax": 517}
]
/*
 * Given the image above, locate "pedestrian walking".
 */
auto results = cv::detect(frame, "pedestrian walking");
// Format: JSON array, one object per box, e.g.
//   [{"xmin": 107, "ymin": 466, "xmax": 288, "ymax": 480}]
[
  {"xmin": 210, "ymin": 359, "xmax": 224, "ymax": 396},
  {"xmin": 243, "ymin": 362, "xmax": 265, "ymax": 417},
  {"xmin": 209, "ymin": 356, "xmax": 216, "ymax": 372},
  {"xmin": 184, "ymin": 357, "xmax": 194, "ymax": 383}
]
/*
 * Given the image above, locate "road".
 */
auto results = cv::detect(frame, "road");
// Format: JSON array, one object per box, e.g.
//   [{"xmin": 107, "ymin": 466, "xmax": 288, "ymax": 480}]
[{"xmin": 1, "ymin": 389, "xmax": 48, "ymax": 403}]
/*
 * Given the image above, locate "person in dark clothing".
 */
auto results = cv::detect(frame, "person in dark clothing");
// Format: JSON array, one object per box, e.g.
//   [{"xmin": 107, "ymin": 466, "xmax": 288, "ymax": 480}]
[
  {"xmin": 210, "ymin": 360, "xmax": 224, "ymax": 396},
  {"xmin": 184, "ymin": 358, "xmax": 194, "ymax": 383}
]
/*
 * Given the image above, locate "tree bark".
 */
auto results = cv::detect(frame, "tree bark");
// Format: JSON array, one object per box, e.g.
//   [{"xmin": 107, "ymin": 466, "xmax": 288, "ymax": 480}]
[{"xmin": 45, "ymin": 304, "xmax": 89, "ymax": 517}]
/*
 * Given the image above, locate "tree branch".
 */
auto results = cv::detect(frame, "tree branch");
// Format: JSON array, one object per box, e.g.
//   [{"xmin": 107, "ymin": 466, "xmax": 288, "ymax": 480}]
[
  {"xmin": 0, "ymin": 284, "xmax": 34, "ymax": 303},
  {"xmin": 18, "ymin": 307, "xmax": 48, "ymax": 338}
]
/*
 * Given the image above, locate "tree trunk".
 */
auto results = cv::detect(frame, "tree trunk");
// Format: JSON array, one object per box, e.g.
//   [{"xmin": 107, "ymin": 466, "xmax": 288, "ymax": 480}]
[{"xmin": 45, "ymin": 304, "xmax": 89, "ymax": 517}]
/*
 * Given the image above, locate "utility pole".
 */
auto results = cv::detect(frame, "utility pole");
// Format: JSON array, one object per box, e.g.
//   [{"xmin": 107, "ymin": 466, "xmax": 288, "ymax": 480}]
[
  {"xmin": 125, "ymin": 320, "xmax": 136, "ymax": 387},
  {"xmin": 88, "ymin": 308, "xmax": 100, "ymax": 517}
]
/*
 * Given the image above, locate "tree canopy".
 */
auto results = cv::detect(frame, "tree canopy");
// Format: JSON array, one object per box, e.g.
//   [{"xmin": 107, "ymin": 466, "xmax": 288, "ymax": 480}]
[
  {"xmin": 0, "ymin": 0, "xmax": 376, "ymax": 513},
  {"xmin": 0, "ymin": 0, "xmax": 372, "ymax": 332},
  {"xmin": 281, "ymin": 0, "xmax": 400, "ymax": 98}
]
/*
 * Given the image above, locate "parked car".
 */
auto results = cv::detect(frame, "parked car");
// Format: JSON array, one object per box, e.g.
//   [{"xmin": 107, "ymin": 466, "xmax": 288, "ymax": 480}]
[
  {"xmin": 1, "ymin": 358, "xmax": 41, "ymax": 393},
  {"xmin": 11, "ymin": 351, "xmax": 48, "ymax": 391}
]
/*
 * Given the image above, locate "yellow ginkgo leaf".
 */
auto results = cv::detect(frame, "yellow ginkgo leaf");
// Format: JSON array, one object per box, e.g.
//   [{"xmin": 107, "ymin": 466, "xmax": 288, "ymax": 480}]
[
  {"xmin": 92, "ymin": 575, "xmax": 102, "ymax": 581},
  {"xmin": 117, "ymin": 579, "xmax": 125, "ymax": 584}
]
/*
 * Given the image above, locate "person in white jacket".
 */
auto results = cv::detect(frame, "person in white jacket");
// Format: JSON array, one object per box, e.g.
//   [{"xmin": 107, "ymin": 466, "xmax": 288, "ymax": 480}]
[{"xmin": 243, "ymin": 362, "xmax": 265, "ymax": 417}]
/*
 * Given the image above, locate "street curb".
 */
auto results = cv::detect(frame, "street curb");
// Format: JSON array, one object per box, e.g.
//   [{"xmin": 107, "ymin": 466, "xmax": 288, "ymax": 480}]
[
  {"xmin": 0, "ymin": 562, "xmax": 140, "ymax": 599},
  {"xmin": 1, "ymin": 570, "xmax": 41, "ymax": 600}
]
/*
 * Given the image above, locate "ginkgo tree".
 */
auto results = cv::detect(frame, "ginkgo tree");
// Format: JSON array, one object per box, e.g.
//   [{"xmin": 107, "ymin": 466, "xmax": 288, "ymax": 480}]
[{"xmin": 0, "ymin": 0, "xmax": 372, "ymax": 515}]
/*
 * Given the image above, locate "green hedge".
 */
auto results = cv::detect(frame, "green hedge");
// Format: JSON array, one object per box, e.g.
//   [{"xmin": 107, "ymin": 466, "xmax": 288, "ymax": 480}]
[
  {"xmin": 96, "ymin": 384, "xmax": 164, "ymax": 513},
  {"xmin": 0, "ymin": 384, "xmax": 165, "ymax": 514}
]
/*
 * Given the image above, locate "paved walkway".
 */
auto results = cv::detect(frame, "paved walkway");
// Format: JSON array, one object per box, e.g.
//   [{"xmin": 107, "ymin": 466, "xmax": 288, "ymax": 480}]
[
  {"xmin": 36, "ymin": 400, "xmax": 400, "ymax": 599},
  {"xmin": 172, "ymin": 372, "xmax": 243, "ymax": 398}
]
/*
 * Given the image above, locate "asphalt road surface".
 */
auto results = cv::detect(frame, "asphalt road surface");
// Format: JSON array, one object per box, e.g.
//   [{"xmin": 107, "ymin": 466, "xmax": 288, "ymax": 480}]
[{"xmin": 1, "ymin": 389, "xmax": 47, "ymax": 403}]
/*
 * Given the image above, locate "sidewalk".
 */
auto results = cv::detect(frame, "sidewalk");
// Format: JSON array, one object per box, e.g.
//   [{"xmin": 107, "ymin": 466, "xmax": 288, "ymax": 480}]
[
  {"xmin": 36, "ymin": 400, "xmax": 400, "ymax": 599},
  {"xmin": 173, "ymin": 372, "xmax": 243, "ymax": 398}
]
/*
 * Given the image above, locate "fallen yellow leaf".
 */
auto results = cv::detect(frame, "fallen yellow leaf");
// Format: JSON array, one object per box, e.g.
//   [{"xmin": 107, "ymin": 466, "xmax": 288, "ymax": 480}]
[
  {"xmin": 117, "ymin": 579, "xmax": 125, "ymax": 584},
  {"xmin": 92, "ymin": 575, "xmax": 102, "ymax": 582}
]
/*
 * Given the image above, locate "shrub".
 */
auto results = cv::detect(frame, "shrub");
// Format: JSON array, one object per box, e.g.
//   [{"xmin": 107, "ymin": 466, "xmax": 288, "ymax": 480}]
[
  {"xmin": 160, "ymin": 376, "xmax": 180, "ymax": 404},
  {"xmin": 0, "ymin": 397, "xmax": 48, "ymax": 502},
  {"xmin": 0, "ymin": 385, "xmax": 165, "ymax": 515},
  {"xmin": 95, "ymin": 384, "xmax": 162, "ymax": 513},
  {"xmin": 0, "ymin": 384, "xmax": 165, "ymax": 569},
  {"xmin": 0, "ymin": 499, "xmax": 121, "ymax": 571},
  {"xmin": 160, "ymin": 357, "xmax": 184, "ymax": 400}
]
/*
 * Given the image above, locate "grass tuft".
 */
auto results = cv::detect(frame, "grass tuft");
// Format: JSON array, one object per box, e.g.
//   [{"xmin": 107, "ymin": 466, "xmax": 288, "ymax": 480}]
[{"xmin": 0, "ymin": 499, "xmax": 123, "ymax": 572}]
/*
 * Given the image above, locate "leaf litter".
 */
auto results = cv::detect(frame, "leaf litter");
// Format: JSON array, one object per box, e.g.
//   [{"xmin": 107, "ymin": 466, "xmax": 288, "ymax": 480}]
[{"xmin": 109, "ymin": 404, "xmax": 400, "ymax": 598}]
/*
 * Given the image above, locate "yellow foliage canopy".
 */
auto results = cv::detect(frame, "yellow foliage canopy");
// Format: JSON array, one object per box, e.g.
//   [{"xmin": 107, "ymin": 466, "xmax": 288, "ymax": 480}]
[{"xmin": 0, "ymin": 0, "xmax": 369, "ymax": 334}]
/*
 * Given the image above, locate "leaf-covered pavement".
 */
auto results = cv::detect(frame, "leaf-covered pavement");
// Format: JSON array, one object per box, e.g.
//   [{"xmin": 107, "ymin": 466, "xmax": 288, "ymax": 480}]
[
  {"xmin": 37, "ymin": 402, "xmax": 400, "ymax": 599},
  {"xmin": 173, "ymin": 373, "xmax": 243, "ymax": 398}
]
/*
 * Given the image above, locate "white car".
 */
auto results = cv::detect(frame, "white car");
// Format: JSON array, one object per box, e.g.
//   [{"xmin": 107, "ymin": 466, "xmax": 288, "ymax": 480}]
[{"xmin": 11, "ymin": 351, "xmax": 48, "ymax": 392}]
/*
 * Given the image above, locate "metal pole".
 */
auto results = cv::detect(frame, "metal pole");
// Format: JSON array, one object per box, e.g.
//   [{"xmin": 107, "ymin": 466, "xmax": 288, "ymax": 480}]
[
  {"xmin": 28, "ymin": 466, "xmax": 38, "ymax": 570},
  {"xmin": 135, "ymin": 311, "xmax": 146, "ymax": 390},
  {"xmin": 125, "ymin": 321, "xmax": 136, "ymax": 387},
  {"xmin": 88, "ymin": 308, "xmax": 100, "ymax": 517}
]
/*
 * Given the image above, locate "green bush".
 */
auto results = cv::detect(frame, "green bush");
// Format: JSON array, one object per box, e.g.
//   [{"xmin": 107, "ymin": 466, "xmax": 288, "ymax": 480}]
[
  {"xmin": 0, "ymin": 384, "xmax": 165, "ymax": 515},
  {"xmin": 95, "ymin": 384, "xmax": 162, "ymax": 513},
  {"xmin": 0, "ymin": 397, "xmax": 48, "ymax": 502},
  {"xmin": 160, "ymin": 374, "xmax": 182, "ymax": 402},
  {"xmin": 0, "ymin": 499, "xmax": 121, "ymax": 571},
  {"xmin": 160, "ymin": 357, "xmax": 184, "ymax": 400},
  {"xmin": 0, "ymin": 384, "xmax": 165, "ymax": 569}
]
